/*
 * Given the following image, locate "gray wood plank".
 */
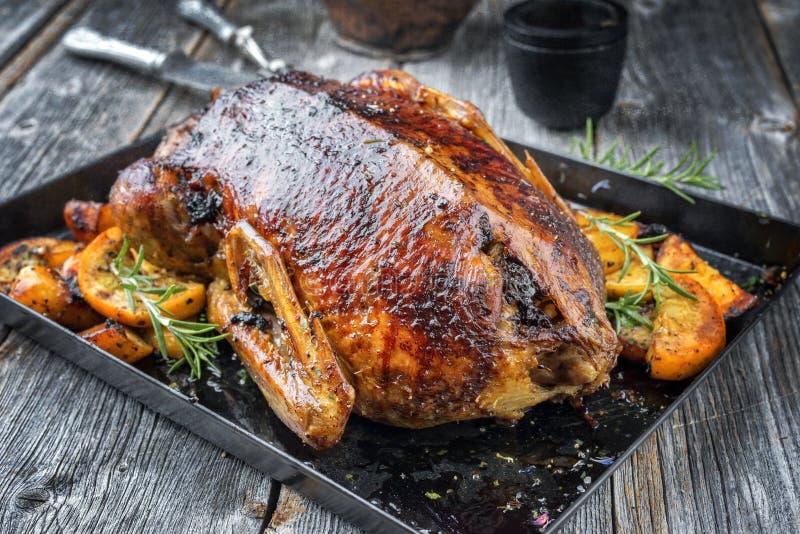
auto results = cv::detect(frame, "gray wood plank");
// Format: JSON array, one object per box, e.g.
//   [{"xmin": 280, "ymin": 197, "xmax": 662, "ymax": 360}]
[
  {"xmin": 0, "ymin": 331, "xmax": 273, "ymax": 534},
  {"xmin": 0, "ymin": 0, "xmax": 203, "ymax": 198},
  {"xmin": 0, "ymin": 0, "xmax": 90, "ymax": 97},
  {"xmin": 265, "ymin": 486, "xmax": 362, "ymax": 534},
  {"xmin": 758, "ymin": 0, "xmax": 800, "ymax": 106},
  {"xmin": 155, "ymin": 0, "xmax": 800, "ymax": 530},
  {"xmin": 142, "ymin": 0, "xmax": 390, "ymax": 136},
  {"xmin": 611, "ymin": 433, "xmax": 668, "ymax": 533},
  {"xmin": 595, "ymin": 0, "xmax": 800, "ymax": 533},
  {"xmin": 0, "ymin": 0, "xmax": 69, "ymax": 67},
  {"xmin": 596, "ymin": 0, "xmax": 800, "ymax": 218},
  {"xmin": 0, "ymin": 0, "xmax": 276, "ymax": 532}
]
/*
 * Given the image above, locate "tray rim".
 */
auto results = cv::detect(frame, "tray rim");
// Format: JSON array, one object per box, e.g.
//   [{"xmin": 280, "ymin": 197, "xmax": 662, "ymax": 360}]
[
  {"xmin": 8, "ymin": 132, "xmax": 800, "ymax": 257},
  {"xmin": 0, "ymin": 296, "xmax": 418, "ymax": 534},
  {"xmin": 0, "ymin": 135, "xmax": 798, "ymax": 534}
]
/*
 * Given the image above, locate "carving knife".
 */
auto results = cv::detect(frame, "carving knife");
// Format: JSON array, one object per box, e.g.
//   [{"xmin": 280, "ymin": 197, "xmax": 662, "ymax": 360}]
[
  {"xmin": 61, "ymin": 27, "xmax": 259, "ymax": 93},
  {"xmin": 177, "ymin": 0, "xmax": 288, "ymax": 73}
]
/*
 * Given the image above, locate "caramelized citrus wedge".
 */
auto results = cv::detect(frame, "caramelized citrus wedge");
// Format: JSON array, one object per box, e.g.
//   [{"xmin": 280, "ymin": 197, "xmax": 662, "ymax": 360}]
[
  {"xmin": 10, "ymin": 264, "xmax": 101, "ymax": 330},
  {"xmin": 646, "ymin": 276, "xmax": 726, "ymax": 381},
  {"xmin": 657, "ymin": 235, "xmax": 756, "ymax": 318},
  {"xmin": 577, "ymin": 209, "xmax": 640, "ymax": 274},
  {"xmin": 0, "ymin": 237, "xmax": 83, "ymax": 292},
  {"xmin": 64, "ymin": 200, "xmax": 115, "ymax": 243},
  {"xmin": 80, "ymin": 320, "xmax": 154, "ymax": 363},
  {"xmin": 78, "ymin": 227, "xmax": 205, "ymax": 328}
]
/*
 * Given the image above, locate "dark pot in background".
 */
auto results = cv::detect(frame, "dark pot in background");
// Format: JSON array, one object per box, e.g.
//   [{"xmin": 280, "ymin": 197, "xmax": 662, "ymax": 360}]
[
  {"xmin": 324, "ymin": 0, "xmax": 479, "ymax": 61},
  {"xmin": 503, "ymin": 0, "xmax": 628, "ymax": 130}
]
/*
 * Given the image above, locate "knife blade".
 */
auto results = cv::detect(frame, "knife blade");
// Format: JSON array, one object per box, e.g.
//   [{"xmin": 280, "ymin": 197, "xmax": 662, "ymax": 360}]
[
  {"xmin": 159, "ymin": 51, "xmax": 257, "ymax": 92},
  {"xmin": 62, "ymin": 27, "xmax": 258, "ymax": 93}
]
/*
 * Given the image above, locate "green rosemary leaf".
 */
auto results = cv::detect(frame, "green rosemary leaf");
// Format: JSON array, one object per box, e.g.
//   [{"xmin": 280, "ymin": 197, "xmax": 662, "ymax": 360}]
[
  {"xmin": 658, "ymin": 178, "xmax": 697, "ymax": 203},
  {"xmin": 605, "ymin": 291, "xmax": 653, "ymax": 333},
  {"xmin": 582, "ymin": 118, "xmax": 593, "ymax": 160},
  {"xmin": 148, "ymin": 307, "xmax": 169, "ymax": 357},
  {"xmin": 631, "ymin": 234, "xmax": 671, "ymax": 245},
  {"xmin": 580, "ymin": 210, "xmax": 697, "ymax": 312},
  {"xmin": 110, "ymin": 235, "xmax": 227, "ymax": 380},
  {"xmin": 597, "ymin": 140, "xmax": 618, "ymax": 165},
  {"xmin": 124, "ymin": 287, "xmax": 136, "ymax": 313},
  {"xmin": 130, "ymin": 244, "xmax": 146, "ymax": 276},
  {"xmin": 571, "ymin": 119, "xmax": 722, "ymax": 202},
  {"xmin": 740, "ymin": 275, "xmax": 762, "ymax": 292},
  {"xmin": 168, "ymin": 357, "xmax": 186, "ymax": 373}
]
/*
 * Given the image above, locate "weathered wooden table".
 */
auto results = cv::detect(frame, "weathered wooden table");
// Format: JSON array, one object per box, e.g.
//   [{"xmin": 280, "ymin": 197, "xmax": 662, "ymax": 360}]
[{"xmin": 0, "ymin": 1, "xmax": 798, "ymax": 532}]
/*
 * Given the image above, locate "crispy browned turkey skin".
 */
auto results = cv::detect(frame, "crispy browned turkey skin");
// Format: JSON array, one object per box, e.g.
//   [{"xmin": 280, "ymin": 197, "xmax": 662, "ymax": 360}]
[{"xmin": 109, "ymin": 70, "xmax": 619, "ymax": 448}]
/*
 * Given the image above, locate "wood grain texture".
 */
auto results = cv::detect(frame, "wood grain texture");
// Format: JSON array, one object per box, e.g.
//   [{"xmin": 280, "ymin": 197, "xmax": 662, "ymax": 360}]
[
  {"xmin": 0, "ymin": 0, "xmax": 204, "ymax": 199},
  {"xmin": 0, "ymin": 0, "xmax": 91, "ymax": 98},
  {"xmin": 0, "ymin": 0, "xmax": 68, "ymax": 67},
  {"xmin": 595, "ymin": 0, "xmax": 800, "ymax": 533},
  {"xmin": 265, "ymin": 486, "xmax": 362, "ymax": 534},
  {"xmin": 0, "ymin": 331, "xmax": 274, "ymax": 534},
  {"xmin": 1, "ymin": 0, "xmax": 799, "ymax": 532},
  {"xmin": 0, "ymin": 0, "xmax": 275, "ymax": 532},
  {"xmin": 758, "ymin": 0, "xmax": 800, "ymax": 105},
  {"xmin": 596, "ymin": 0, "xmax": 800, "ymax": 217},
  {"xmin": 141, "ymin": 0, "xmax": 390, "ymax": 136}
]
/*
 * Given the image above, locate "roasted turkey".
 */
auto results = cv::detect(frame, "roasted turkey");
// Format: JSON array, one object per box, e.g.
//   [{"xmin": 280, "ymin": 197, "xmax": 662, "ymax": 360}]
[{"xmin": 108, "ymin": 70, "xmax": 619, "ymax": 448}]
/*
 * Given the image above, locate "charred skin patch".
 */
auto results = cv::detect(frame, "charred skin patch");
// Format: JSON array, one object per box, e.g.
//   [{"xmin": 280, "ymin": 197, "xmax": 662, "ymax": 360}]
[
  {"xmin": 183, "ymin": 190, "xmax": 223, "ymax": 225},
  {"xmin": 69, "ymin": 202, "xmax": 98, "ymax": 232},
  {"xmin": 499, "ymin": 254, "xmax": 553, "ymax": 330},
  {"xmin": 229, "ymin": 311, "xmax": 271, "ymax": 332}
]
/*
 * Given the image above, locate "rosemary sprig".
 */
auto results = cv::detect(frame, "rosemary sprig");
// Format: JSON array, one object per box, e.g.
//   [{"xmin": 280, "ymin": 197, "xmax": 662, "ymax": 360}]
[
  {"xmin": 739, "ymin": 275, "xmax": 763, "ymax": 292},
  {"xmin": 111, "ymin": 237, "xmax": 227, "ymax": 379},
  {"xmin": 605, "ymin": 291, "xmax": 653, "ymax": 333},
  {"xmin": 570, "ymin": 119, "xmax": 722, "ymax": 203},
  {"xmin": 583, "ymin": 210, "xmax": 696, "ymax": 304},
  {"xmin": 581, "ymin": 210, "xmax": 696, "ymax": 330}
]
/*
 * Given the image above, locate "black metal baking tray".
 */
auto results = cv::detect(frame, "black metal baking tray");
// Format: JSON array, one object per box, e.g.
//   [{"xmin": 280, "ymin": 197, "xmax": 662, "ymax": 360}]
[{"xmin": 1, "ymin": 135, "xmax": 798, "ymax": 534}]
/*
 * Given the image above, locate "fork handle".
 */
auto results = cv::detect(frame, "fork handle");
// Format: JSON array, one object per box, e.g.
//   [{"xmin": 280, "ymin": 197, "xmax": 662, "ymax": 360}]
[{"xmin": 177, "ymin": 0, "xmax": 237, "ymax": 43}]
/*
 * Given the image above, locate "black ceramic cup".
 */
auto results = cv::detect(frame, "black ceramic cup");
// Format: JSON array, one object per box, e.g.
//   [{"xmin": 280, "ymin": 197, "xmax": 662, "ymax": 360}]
[{"xmin": 503, "ymin": 0, "xmax": 627, "ymax": 130}]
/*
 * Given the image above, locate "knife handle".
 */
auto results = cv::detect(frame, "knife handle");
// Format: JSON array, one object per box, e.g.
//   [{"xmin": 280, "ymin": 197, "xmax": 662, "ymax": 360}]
[
  {"xmin": 62, "ymin": 28, "xmax": 166, "ymax": 75},
  {"xmin": 177, "ymin": 0, "xmax": 237, "ymax": 43}
]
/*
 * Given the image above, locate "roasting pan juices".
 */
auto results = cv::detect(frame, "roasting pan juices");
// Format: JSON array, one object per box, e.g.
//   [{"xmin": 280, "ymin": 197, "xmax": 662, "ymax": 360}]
[{"xmin": 0, "ymin": 73, "xmax": 798, "ymax": 533}]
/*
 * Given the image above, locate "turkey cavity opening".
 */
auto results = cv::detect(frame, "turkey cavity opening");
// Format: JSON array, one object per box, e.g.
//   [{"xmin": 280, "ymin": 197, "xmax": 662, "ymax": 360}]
[{"xmin": 485, "ymin": 240, "xmax": 595, "ymax": 388}]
